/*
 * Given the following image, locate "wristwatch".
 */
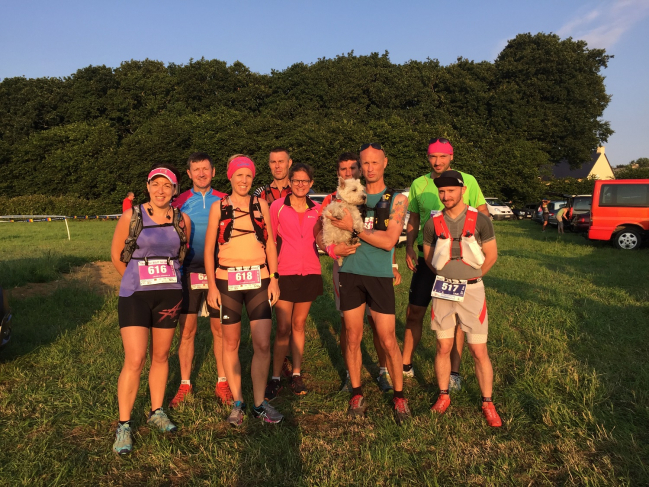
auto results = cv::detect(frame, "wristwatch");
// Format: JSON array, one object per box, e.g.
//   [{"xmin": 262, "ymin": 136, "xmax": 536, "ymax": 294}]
[{"xmin": 270, "ymin": 272, "xmax": 280, "ymax": 279}]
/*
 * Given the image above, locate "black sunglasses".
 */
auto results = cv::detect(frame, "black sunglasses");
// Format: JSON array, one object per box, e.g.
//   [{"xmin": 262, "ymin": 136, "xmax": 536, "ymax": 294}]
[
  {"xmin": 428, "ymin": 138, "xmax": 451, "ymax": 145},
  {"xmin": 359, "ymin": 142, "xmax": 384, "ymax": 152}
]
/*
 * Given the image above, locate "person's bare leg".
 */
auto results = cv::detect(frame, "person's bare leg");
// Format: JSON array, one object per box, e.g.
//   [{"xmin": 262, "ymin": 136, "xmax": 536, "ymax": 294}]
[
  {"xmin": 467, "ymin": 342, "xmax": 493, "ymax": 404},
  {"xmin": 367, "ymin": 314, "xmax": 387, "ymax": 367},
  {"xmin": 369, "ymin": 311, "xmax": 404, "ymax": 392},
  {"xmin": 210, "ymin": 317, "xmax": 226, "ymax": 378},
  {"xmin": 222, "ymin": 322, "xmax": 243, "ymax": 402},
  {"xmin": 289, "ymin": 302, "xmax": 313, "ymax": 374},
  {"xmin": 118, "ymin": 327, "xmax": 149, "ymax": 421},
  {"xmin": 149, "ymin": 327, "xmax": 177, "ymax": 410},
  {"xmin": 272, "ymin": 300, "xmax": 293, "ymax": 377},
  {"xmin": 250, "ymin": 319, "xmax": 273, "ymax": 406},
  {"xmin": 450, "ymin": 326, "xmax": 465, "ymax": 374},
  {"xmin": 343, "ymin": 305, "xmax": 366, "ymax": 388},
  {"xmin": 402, "ymin": 304, "xmax": 426, "ymax": 365},
  {"xmin": 177, "ymin": 314, "xmax": 198, "ymax": 381},
  {"xmin": 434, "ymin": 338, "xmax": 455, "ymax": 391}
]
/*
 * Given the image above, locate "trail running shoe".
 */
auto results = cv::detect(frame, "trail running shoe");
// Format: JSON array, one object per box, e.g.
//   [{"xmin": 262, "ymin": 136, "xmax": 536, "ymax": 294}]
[
  {"xmin": 112, "ymin": 422, "xmax": 133, "ymax": 455},
  {"xmin": 228, "ymin": 402, "xmax": 246, "ymax": 427},
  {"xmin": 393, "ymin": 397, "xmax": 411, "ymax": 425},
  {"xmin": 340, "ymin": 374, "xmax": 352, "ymax": 393},
  {"xmin": 377, "ymin": 371, "xmax": 393, "ymax": 392},
  {"xmin": 264, "ymin": 378, "xmax": 282, "ymax": 401},
  {"xmin": 291, "ymin": 375, "xmax": 308, "ymax": 395},
  {"xmin": 347, "ymin": 394, "xmax": 368, "ymax": 418},
  {"xmin": 430, "ymin": 394, "xmax": 451, "ymax": 414},
  {"xmin": 169, "ymin": 384, "xmax": 193, "ymax": 409},
  {"xmin": 216, "ymin": 381, "xmax": 234, "ymax": 405},
  {"xmin": 403, "ymin": 365, "xmax": 415, "ymax": 378},
  {"xmin": 449, "ymin": 374, "xmax": 463, "ymax": 392},
  {"xmin": 252, "ymin": 401, "xmax": 284, "ymax": 424},
  {"xmin": 147, "ymin": 408, "xmax": 177, "ymax": 433},
  {"xmin": 281, "ymin": 357, "xmax": 293, "ymax": 378},
  {"xmin": 482, "ymin": 402, "xmax": 502, "ymax": 427}
]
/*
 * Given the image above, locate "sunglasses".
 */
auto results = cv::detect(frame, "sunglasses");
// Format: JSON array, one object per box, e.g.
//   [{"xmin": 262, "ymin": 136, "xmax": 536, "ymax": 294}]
[
  {"xmin": 428, "ymin": 138, "xmax": 451, "ymax": 145},
  {"xmin": 359, "ymin": 142, "xmax": 384, "ymax": 152}
]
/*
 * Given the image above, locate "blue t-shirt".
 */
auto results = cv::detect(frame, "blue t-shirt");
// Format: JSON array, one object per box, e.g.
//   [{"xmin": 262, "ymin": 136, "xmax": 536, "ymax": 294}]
[{"xmin": 172, "ymin": 188, "xmax": 226, "ymax": 274}]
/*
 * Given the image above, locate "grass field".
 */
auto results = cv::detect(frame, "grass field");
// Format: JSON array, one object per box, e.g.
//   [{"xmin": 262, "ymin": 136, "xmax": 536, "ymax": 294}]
[{"xmin": 1, "ymin": 220, "xmax": 648, "ymax": 485}]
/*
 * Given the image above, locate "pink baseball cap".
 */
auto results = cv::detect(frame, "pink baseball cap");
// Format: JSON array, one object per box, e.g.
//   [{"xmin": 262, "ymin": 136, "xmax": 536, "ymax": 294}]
[
  {"xmin": 427, "ymin": 137, "xmax": 453, "ymax": 155},
  {"xmin": 148, "ymin": 167, "xmax": 178, "ymax": 185},
  {"xmin": 227, "ymin": 156, "xmax": 256, "ymax": 180}
]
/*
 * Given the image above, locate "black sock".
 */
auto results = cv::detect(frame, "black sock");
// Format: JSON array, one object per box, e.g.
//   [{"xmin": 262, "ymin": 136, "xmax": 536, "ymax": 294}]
[
  {"xmin": 253, "ymin": 403, "xmax": 264, "ymax": 412},
  {"xmin": 351, "ymin": 386, "xmax": 363, "ymax": 397},
  {"xmin": 482, "ymin": 396, "xmax": 492, "ymax": 403},
  {"xmin": 439, "ymin": 390, "xmax": 449, "ymax": 395},
  {"xmin": 393, "ymin": 390, "xmax": 404, "ymax": 399},
  {"xmin": 403, "ymin": 364, "xmax": 413, "ymax": 372},
  {"xmin": 450, "ymin": 371, "xmax": 460, "ymax": 377},
  {"xmin": 118, "ymin": 420, "xmax": 131, "ymax": 426},
  {"xmin": 148, "ymin": 407, "xmax": 161, "ymax": 418}
]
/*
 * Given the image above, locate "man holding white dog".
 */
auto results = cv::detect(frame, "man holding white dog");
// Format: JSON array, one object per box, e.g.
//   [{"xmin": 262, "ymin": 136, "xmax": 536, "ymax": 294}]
[
  {"xmin": 326, "ymin": 143, "xmax": 411, "ymax": 424},
  {"xmin": 422, "ymin": 170, "xmax": 502, "ymax": 427}
]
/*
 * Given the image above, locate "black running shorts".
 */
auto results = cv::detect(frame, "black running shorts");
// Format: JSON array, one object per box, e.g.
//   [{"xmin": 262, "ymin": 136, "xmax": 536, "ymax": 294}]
[
  {"xmin": 215, "ymin": 278, "xmax": 272, "ymax": 325},
  {"xmin": 278, "ymin": 274, "xmax": 323, "ymax": 303},
  {"xmin": 180, "ymin": 273, "xmax": 219, "ymax": 318},
  {"xmin": 338, "ymin": 273, "xmax": 395, "ymax": 315},
  {"xmin": 408, "ymin": 256, "xmax": 436, "ymax": 308},
  {"xmin": 118, "ymin": 290, "xmax": 183, "ymax": 329}
]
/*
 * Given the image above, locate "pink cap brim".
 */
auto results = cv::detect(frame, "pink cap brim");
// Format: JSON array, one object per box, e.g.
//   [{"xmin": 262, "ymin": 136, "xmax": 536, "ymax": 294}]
[{"xmin": 148, "ymin": 168, "xmax": 178, "ymax": 185}]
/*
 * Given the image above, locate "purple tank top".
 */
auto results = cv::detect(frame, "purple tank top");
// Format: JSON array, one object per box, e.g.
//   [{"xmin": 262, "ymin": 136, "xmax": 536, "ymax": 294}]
[{"xmin": 119, "ymin": 206, "xmax": 183, "ymax": 297}]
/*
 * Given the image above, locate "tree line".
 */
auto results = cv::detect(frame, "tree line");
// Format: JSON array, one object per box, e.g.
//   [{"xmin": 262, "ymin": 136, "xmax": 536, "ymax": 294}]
[{"xmin": 0, "ymin": 33, "xmax": 613, "ymax": 213}]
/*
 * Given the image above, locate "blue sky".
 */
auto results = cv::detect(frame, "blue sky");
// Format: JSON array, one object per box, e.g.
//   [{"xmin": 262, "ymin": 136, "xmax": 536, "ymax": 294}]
[{"xmin": 1, "ymin": 0, "xmax": 648, "ymax": 166}]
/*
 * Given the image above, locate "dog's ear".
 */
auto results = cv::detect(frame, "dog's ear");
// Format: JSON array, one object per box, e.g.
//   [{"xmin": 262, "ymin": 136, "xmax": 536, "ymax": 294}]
[{"xmin": 338, "ymin": 177, "xmax": 346, "ymax": 189}]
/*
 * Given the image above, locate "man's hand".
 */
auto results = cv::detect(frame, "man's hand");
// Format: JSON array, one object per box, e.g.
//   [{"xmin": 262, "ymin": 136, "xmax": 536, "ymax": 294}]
[
  {"xmin": 326, "ymin": 208, "xmax": 354, "ymax": 232},
  {"xmin": 406, "ymin": 245, "xmax": 418, "ymax": 271},
  {"xmin": 334, "ymin": 241, "xmax": 360, "ymax": 257}
]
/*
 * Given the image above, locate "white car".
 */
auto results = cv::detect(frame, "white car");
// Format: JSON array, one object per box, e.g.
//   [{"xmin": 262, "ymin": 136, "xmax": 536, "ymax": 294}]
[{"xmin": 484, "ymin": 198, "xmax": 514, "ymax": 221}]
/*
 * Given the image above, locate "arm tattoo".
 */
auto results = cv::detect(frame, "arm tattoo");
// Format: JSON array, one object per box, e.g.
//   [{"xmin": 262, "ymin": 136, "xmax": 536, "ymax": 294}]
[{"xmin": 389, "ymin": 197, "xmax": 407, "ymax": 228}]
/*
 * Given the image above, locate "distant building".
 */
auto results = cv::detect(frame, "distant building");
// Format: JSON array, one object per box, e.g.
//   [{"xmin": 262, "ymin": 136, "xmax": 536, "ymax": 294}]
[{"xmin": 548, "ymin": 147, "xmax": 615, "ymax": 181}]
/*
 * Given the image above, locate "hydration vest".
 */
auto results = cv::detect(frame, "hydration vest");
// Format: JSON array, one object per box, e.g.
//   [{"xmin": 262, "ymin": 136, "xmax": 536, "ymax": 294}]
[
  {"xmin": 431, "ymin": 206, "xmax": 485, "ymax": 271},
  {"xmin": 258, "ymin": 184, "xmax": 291, "ymax": 205},
  {"xmin": 217, "ymin": 196, "xmax": 268, "ymax": 245},
  {"xmin": 120, "ymin": 205, "xmax": 188, "ymax": 264},
  {"xmin": 360, "ymin": 188, "xmax": 396, "ymax": 231}
]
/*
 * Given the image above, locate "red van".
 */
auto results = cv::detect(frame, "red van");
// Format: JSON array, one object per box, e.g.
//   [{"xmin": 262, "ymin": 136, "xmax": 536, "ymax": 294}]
[{"xmin": 588, "ymin": 179, "xmax": 649, "ymax": 249}]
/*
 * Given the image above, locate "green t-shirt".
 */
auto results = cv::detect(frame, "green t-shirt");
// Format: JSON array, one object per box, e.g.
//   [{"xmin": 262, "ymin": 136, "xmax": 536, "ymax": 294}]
[
  {"xmin": 340, "ymin": 188, "xmax": 394, "ymax": 278},
  {"xmin": 408, "ymin": 171, "xmax": 486, "ymax": 256},
  {"xmin": 556, "ymin": 207, "xmax": 567, "ymax": 221}
]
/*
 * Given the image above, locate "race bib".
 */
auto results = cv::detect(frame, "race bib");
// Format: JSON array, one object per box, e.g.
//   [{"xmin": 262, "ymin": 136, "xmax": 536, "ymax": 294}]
[
  {"xmin": 190, "ymin": 272, "xmax": 209, "ymax": 290},
  {"xmin": 364, "ymin": 216, "xmax": 374, "ymax": 230},
  {"xmin": 227, "ymin": 266, "xmax": 262, "ymax": 291},
  {"xmin": 431, "ymin": 275, "xmax": 467, "ymax": 302},
  {"xmin": 138, "ymin": 259, "xmax": 177, "ymax": 286}
]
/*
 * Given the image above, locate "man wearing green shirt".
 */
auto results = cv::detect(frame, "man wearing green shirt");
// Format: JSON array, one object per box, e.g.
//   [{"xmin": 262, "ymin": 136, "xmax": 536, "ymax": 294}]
[{"xmin": 402, "ymin": 138, "xmax": 489, "ymax": 391}]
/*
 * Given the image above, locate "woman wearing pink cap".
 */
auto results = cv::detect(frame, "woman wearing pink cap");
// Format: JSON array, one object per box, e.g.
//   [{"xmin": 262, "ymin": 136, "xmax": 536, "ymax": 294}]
[
  {"xmin": 204, "ymin": 155, "xmax": 283, "ymax": 426},
  {"xmin": 110, "ymin": 163, "xmax": 191, "ymax": 454}
]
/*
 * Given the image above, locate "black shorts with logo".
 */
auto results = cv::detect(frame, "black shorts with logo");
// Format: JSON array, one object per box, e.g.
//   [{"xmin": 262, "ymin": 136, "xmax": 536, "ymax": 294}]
[
  {"xmin": 338, "ymin": 273, "xmax": 395, "ymax": 315},
  {"xmin": 408, "ymin": 256, "xmax": 436, "ymax": 308},
  {"xmin": 180, "ymin": 273, "xmax": 219, "ymax": 318},
  {"xmin": 118, "ymin": 289, "xmax": 183, "ymax": 329}
]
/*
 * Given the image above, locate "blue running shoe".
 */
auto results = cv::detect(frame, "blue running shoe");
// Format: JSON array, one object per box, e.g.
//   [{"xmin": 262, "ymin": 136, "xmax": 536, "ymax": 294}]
[
  {"xmin": 252, "ymin": 401, "xmax": 284, "ymax": 424},
  {"xmin": 147, "ymin": 408, "xmax": 177, "ymax": 433},
  {"xmin": 112, "ymin": 422, "xmax": 133, "ymax": 455}
]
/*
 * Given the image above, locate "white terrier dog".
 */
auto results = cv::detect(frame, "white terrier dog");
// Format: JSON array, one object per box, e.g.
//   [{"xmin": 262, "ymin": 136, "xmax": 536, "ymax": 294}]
[{"xmin": 322, "ymin": 177, "xmax": 367, "ymax": 265}]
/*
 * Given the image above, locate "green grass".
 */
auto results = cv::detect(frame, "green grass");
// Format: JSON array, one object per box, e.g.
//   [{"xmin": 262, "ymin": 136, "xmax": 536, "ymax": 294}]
[
  {"xmin": 0, "ymin": 220, "xmax": 116, "ymax": 288},
  {"xmin": 1, "ymin": 220, "xmax": 648, "ymax": 485}
]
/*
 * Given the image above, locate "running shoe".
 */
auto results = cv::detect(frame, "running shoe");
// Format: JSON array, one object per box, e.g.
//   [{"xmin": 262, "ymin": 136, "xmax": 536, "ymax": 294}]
[
  {"xmin": 430, "ymin": 394, "xmax": 451, "ymax": 414},
  {"xmin": 281, "ymin": 357, "xmax": 292, "ymax": 378},
  {"xmin": 228, "ymin": 402, "xmax": 246, "ymax": 427},
  {"xmin": 252, "ymin": 401, "xmax": 284, "ymax": 424},
  {"xmin": 169, "ymin": 384, "xmax": 193, "ymax": 409},
  {"xmin": 216, "ymin": 381, "xmax": 234, "ymax": 405},
  {"xmin": 347, "ymin": 394, "xmax": 368, "ymax": 418},
  {"xmin": 291, "ymin": 375, "xmax": 308, "ymax": 396},
  {"xmin": 264, "ymin": 378, "xmax": 282, "ymax": 401},
  {"xmin": 393, "ymin": 397, "xmax": 411, "ymax": 425},
  {"xmin": 403, "ymin": 365, "xmax": 415, "ymax": 378},
  {"xmin": 482, "ymin": 402, "xmax": 502, "ymax": 427},
  {"xmin": 377, "ymin": 371, "xmax": 393, "ymax": 392},
  {"xmin": 147, "ymin": 408, "xmax": 177, "ymax": 433},
  {"xmin": 340, "ymin": 374, "xmax": 352, "ymax": 393},
  {"xmin": 112, "ymin": 422, "xmax": 133, "ymax": 455},
  {"xmin": 449, "ymin": 374, "xmax": 463, "ymax": 392}
]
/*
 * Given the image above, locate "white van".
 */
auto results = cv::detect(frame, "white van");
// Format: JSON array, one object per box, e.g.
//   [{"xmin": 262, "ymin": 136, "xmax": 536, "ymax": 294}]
[{"xmin": 484, "ymin": 198, "xmax": 514, "ymax": 220}]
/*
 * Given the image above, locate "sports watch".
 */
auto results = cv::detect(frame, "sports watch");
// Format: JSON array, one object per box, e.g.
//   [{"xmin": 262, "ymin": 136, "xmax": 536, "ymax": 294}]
[{"xmin": 270, "ymin": 272, "xmax": 280, "ymax": 279}]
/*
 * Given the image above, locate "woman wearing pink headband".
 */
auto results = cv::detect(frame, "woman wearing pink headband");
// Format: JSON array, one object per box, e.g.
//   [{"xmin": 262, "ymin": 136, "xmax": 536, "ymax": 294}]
[
  {"xmin": 204, "ymin": 155, "xmax": 283, "ymax": 425},
  {"xmin": 110, "ymin": 163, "xmax": 191, "ymax": 454}
]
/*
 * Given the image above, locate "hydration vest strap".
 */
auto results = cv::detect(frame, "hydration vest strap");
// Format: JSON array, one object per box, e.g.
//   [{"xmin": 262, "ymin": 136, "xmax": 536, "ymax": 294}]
[{"xmin": 463, "ymin": 207, "xmax": 478, "ymax": 237}]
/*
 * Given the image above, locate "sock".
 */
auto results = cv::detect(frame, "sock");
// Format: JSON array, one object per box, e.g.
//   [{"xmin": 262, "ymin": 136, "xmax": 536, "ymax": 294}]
[
  {"xmin": 118, "ymin": 420, "xmax": 131, "ymax": 426},
  {"xmin": 450, "ymin": 371, "xmax": 460, "ymax": 377},
  {"xmin": 148, "ymin": 407, "xmax": 161, "ymax": 418},
  {"xmin": 351, "ymin": 386, "xmax": 363, "ymax": 397},
  {"xmin": 393, "ymin": 390, "xmax": 404, "ymax": 399},
  {"xmin": 234, "ymin": 400, "xmax": 243, "ymax": 408},
  {"xmin": 439, "ymin": 390, "xmax": 449, "ymax": 395},
  {"xmin": 379, "ymin": 367, "xmax": 388, "ymax": 375},
  {"xmin": 181, "ymin": 379, "xmax": 191, "ymax": 385},
  {"xmin": 271, "ymin": 376, "xmax": 281, "ymax": 381},
  {"xmin": 218, "ymin": 377, "xmax": 227, "ymax": 383},
  {"xmin": 346, "ymin": 370, "xmax": 350, "ymax": 378},
  {"xmin": 482, "ymin": 396, "xmax": 493, "ymax": 403},
  {"xmin": 403, "ymin": 364, "xmax": 413, "ymax": 372},
  {"xmin": 292, "ymin": 373, "xmax": 301, "ymax": 377}
]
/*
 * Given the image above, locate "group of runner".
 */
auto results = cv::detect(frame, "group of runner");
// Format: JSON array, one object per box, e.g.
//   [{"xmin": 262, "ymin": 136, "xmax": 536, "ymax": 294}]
[{"xmin": 110, "ymin": 139, "xmax": 502, "ymax": 455}]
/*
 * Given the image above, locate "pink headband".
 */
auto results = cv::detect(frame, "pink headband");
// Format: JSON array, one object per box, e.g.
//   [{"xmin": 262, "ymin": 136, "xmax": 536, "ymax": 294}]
[
  {"xmin": 148, "ymin": 167, "xmax": 177, "ymax": 185},
  {"xmin": 428, "ymin": 140, "xmax": 453, "ymax": 155},
  {"xmin": 227, "ymin": 157, "xmax": 256, "ymax": 180}
]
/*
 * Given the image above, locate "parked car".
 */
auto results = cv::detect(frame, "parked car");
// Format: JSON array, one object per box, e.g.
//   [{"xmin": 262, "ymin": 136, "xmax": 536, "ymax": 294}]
[
  {"xmin": 588, "ymin": 179, "xmax": 649, "ymax": 249},
  {"xmin": 484, "ymin": 198, "xmax": 514, "ymax": 220},
  {"xmin": 533, "ymin": 200, "xmax": 567, "ymax": 226},
  {"xmin": 511, "ymin": 204, "xmax": 536, "ymax": 220},
  {"xmin": 571, "ymin": 213, "xmax": 591, "ymax": 233},
  {"xmin": 309, "ymin": 192, "xmax": 329, "ymax": 205},
  {"xmin": 562, "ymin": 194, "xmax": 592, "ymax": 232}
]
